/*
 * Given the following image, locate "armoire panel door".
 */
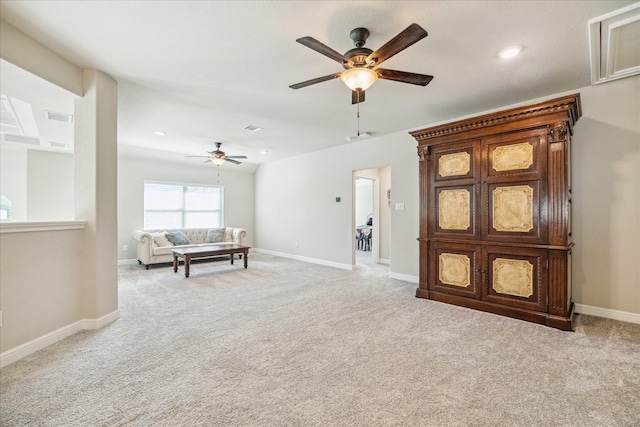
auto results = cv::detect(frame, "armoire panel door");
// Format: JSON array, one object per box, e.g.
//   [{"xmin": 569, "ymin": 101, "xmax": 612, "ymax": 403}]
[
  {"xmin": 429, "ymin": 242, "xmax": 481, "ymax": 299},
  {"xmin": 484, "ymin": 180, "xmax": 547, "ymax": 244},
  {"xmin": 430, "ymin": 140, "xmax": 481, "ymax": 240},
  {"xmin": 483, "ymin": 128, "xmax": 548, "ymax": 182},
  {"xmin": 480, "ymin": 129, "xmax": 548, "ymax": 244},
  {"xmin": 482, "ymin": 247, "xmax": 548, "ymax": 312}
]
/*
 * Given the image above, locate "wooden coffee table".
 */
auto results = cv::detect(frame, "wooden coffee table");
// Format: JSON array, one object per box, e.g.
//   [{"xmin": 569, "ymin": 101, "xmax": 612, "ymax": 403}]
[{"xmin": 171, "ymin": 244, "xmax": 250, "ymax": 277}]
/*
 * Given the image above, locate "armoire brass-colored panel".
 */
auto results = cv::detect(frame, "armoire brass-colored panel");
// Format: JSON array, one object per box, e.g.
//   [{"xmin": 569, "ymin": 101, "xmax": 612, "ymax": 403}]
[
  {"xmin": 439, "ymin": 189, "xmax": 470, "ymax": 230},
  {"xmin": 492, "ymin": 142, "xmax": 534, "ymax": 172},
  {"xmin": 492, "ymin": 185, "xmax": 534, "ymax": 232},
  {"xmin": 492, "ymin": 257, "xmax": 533, "ymax": 298},
  {"xmin": 439, "ymin": 253, "xmax": 471, "ymax": 287},
  {"xmin": 439, "ymin": 151, "xmax": 471, "ymax": 177}
]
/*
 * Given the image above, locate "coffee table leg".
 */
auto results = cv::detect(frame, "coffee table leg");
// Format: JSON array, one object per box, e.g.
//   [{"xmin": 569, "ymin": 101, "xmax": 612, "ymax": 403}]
[
  {"xmin": 173, "ymin": 254, "xmax": 178, "ymax": 273},
  {"xmin": 185, "ymin": 255, "xmax": 191, "ymax": 278},
  {"xmin": 244, "ymin": 250, "xmax": 248, "ymax": 268}
]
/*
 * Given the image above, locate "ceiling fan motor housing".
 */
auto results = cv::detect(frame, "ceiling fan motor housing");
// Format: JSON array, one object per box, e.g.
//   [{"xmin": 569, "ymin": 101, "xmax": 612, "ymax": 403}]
[
  {"xmin": 350, "ymin": 27, "xmax": 369, "ymax": 47},
  {"xmin": 344, "ymin": 28, "xmax": 373, "ymax": 69},
  {"xmin": 343, "ymin": 48, "xmax": 374, "ymax": 69}
]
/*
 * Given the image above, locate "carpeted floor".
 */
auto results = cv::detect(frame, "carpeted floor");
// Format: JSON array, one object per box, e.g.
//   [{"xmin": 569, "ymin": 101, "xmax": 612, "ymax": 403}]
[{"xmin": 1, "ymin": 252, "xmax": 639, "ymax": 426}]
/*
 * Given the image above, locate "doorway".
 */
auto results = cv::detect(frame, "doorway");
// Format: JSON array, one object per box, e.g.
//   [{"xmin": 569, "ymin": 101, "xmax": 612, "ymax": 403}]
[{"xmin": 353, "ymin": 167, "xmax": 391, "ymax": 271}]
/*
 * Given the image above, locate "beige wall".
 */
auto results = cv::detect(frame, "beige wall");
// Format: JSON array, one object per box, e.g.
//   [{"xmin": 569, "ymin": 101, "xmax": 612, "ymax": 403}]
[
  {"xmin": 0, "ymin": 229, "xmax": 84, "ymax": 352},
  {"xmin": 256, "ymin": 136, "xmax": 419, "ymax": 277},
  {"xmin": 571, "ymin": 75, "xmax": 640, "ymax": 314},
  {"xmin": 255, "ymin": 76, "xmax": 640, "ymax": 316},
  {"xmin": 27, "ymin": 151, "xmax": 74, "ymax": 221},
  {"xmin": 0, "ymin": 20, "xmax": 83, "ymax": 96},
  {"xmin": 117, "ymin": 147, "xmax": 256, "ymax": 261},
  {"xmin": 0, "ymin": 25, "xmax": 119, "ymax": 361}
]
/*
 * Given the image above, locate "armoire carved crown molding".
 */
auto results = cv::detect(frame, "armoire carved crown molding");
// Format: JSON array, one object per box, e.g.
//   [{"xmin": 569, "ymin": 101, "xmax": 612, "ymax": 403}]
[{"xmin": 410, "ymin": 95, "xmax": 581, "ymax": 142}]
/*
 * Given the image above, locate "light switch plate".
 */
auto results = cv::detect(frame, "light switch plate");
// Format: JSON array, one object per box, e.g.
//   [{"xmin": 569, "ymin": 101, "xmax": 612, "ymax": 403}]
[{"xmin": 395, "ymin": 203, "xmax": 405, "ymax": 211}]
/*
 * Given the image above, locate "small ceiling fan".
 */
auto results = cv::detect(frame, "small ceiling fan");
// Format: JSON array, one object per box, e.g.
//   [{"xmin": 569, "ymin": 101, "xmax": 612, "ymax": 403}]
[
  {"xmin": 290, "ymin": 23, "xmax": 433, "ymax": 104},
  {"xmin": 185, "ymin": 142, "xmax": 247, "ymax": 165}
]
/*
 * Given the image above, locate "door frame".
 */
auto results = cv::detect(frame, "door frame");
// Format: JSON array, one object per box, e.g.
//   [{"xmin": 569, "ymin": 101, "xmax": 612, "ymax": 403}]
[{"xmin": 353, "ymin": 171, "xmax": 380, "ymax": 264}]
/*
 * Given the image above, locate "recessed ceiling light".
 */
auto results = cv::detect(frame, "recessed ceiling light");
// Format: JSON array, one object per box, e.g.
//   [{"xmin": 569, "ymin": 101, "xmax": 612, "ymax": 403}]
[
  {"xmin": 499, "ymin": 46, "xmax": 522, "ymax": 59},
  {"xmin": 260, "ymin": 150, "xmax": 268, "ymax": 155},
  {"xmin": 155, "ymin": 131, "xmax": 166, "ymax": 136}
]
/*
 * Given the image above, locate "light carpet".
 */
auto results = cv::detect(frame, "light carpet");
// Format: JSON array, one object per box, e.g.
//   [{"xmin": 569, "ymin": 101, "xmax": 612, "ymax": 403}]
[{"xmin": 1, "ymin": 252, "xmax": 639, "ymax": 426}]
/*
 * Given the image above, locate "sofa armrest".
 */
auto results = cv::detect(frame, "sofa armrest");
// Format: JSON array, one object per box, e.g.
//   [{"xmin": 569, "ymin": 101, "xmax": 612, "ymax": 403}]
[
  {"xmin": 132, "ymin": 230, "xmax": 155, "ymax": 264},
  {"xmin": 132, "ymin": 230, "xmax": 153, "ymax": 244},
  {"xmin": 231, "ymin": 228, "xmax": 247, "ymax": 244}
]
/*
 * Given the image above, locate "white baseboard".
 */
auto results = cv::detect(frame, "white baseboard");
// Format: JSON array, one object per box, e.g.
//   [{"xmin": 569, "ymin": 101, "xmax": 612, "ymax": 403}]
[
  {"xmin": 82, "ymin": 309, "xmax": 120, "ymax": 330},
  {"xmin": 379, "ymin": 258, "xmax": 391, "ymax": 265},
  {"xmin": 253, "ymin": 248, "xmax": 353, "ymax": 270},
  {"xmin": 389, "ymin": 272, "xmax": 419, "ymax": 283},
  {"xmin": 118, "ymin": 258, "xmax": 138, "ymax": 266},
  {"xmin": 574, "ymin": 304, "xmax": 640, "ymax": 325},
  {"xmin": 0, "ymin": 309, "xmax": 120, "ymax": 368}
]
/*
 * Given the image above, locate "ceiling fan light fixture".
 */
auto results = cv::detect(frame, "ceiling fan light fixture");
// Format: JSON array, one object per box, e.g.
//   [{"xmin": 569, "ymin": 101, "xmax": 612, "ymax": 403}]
[
  {"xmin": 211, "ymin": 157, "xmax": 225, "ymax": 166},
  {"xmin": 340, "ymin": 68, "xmax": 378, "ymax": 91}
]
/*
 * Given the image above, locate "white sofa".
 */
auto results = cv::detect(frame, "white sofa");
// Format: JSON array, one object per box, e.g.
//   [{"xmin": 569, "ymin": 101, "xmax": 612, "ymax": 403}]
[{"xmin": 131, "ymin": 227, "xmax": 247, "ymax": 268}]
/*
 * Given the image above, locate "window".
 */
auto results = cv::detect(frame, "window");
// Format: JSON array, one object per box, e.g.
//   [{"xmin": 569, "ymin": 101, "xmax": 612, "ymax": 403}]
[{"xmin": 143, "ymin": 181, "xmax": 223, "ymax": 229}]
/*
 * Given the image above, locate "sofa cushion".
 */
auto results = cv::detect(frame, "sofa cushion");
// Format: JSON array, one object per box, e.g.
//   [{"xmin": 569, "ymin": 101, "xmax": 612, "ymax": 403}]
[
  {"xmin": 152, "ymin": 232, "xmax": 173, "ymax": 247},
  {"xmin": 224, "ymin": 227, "xmax": 234, "ymax": 242},
  {"xmin": 206, "ymin": 228, "xmax": 226, "ymax": 243},
  {"xmin": 166, "ymin": 231, "xmax": 190, "ymax": 246}
]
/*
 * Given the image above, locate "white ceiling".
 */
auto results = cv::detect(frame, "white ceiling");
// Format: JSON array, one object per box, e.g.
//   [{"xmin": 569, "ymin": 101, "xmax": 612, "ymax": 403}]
[{"xmin": 0, "ymin": 1, "xmax": 636, "ymax": 171}]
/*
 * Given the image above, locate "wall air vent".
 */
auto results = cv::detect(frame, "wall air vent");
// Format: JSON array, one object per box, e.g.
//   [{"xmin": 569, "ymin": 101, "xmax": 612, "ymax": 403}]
[
  {"xmin": 589, "ymin": 3, "xmax": 640, "ymax": 85},
  {"xmin": 45, "ymin": 111, "xmax": 73, "ymax": 123},
  {"xmin": 49, "ymin": 141, "xmax": 69, "ymax": 148}
]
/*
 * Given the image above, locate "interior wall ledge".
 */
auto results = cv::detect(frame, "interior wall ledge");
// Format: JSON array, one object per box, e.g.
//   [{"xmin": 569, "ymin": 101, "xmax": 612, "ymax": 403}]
[{"xmin": 0, "ymin": 220, "xmax": 87, "ymax": 234}]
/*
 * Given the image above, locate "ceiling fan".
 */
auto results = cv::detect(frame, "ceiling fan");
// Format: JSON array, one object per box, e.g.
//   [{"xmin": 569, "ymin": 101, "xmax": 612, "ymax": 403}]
[
  {"xmin": 185, "ymin": 142, "xmax": 247, "ymax": 165},
  {"xmin": 289, "ymin": 23, "xmax": 433, "ymax": 104}
]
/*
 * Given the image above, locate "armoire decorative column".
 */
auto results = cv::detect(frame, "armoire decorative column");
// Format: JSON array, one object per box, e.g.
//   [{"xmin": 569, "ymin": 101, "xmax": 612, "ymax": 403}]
[{"xmin": 411, "ymin": 94, "xmax": 581, "ymax": 330}]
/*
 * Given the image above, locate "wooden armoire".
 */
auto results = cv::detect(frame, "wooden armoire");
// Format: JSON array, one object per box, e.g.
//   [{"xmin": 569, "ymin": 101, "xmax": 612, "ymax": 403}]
[{"xmin": 411, "ymin": 94, "xmax": 581, "ymax": 330}]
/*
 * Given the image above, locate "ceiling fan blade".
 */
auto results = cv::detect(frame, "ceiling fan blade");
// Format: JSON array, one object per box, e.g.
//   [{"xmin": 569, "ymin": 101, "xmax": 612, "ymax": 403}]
[
  {"xmin": 351, "ymin": 90, "xmax": 366, "ymax": 104},
  {"xmin": 365, "ymin": 23, "xmax": 428, "ymax": 66},
  {"xmin": 204, "ymin": 159, "xmax": 211, "ymax": 163},
  {"xmin": 225, "ymin": 158, "xmax": 242, "ymax": 165},
  {"xmin": 296, "ymin": 36, "xmax": 350, "ymax": 65},
  {"xmin": 226, "ymin": 155, "xmax": 248, "ymax": 159},
  {"xmin": 376, "ymin": 69, "xmax": 434, "ymax": 86},
  {"xmin": 289, "ymin": 72, "xmax": 342, "ymax": 89}
]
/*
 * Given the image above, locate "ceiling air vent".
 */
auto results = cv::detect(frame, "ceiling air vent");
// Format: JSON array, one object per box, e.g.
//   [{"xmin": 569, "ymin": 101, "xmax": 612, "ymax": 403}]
[
  {"xmin": 589, "ymin": 3, "xmax": 640, "ymax": 85},
  {"xmin": 3, "ymin": 134, "xmax": 41, "ymax": 145},
  {"xmin": 243, "ymin": 125, "xmax": 263, "ymax": 132},
  {"xmin": 45, "ymin": 110, "xmax": 74, "ymax": 123}
]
